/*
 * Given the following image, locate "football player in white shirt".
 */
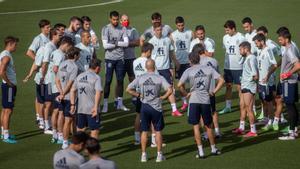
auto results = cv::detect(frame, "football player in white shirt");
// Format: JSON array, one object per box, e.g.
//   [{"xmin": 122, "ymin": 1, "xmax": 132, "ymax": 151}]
[
  {"xmin": 189, "ymin": 25, "xmax": 215, "ymax": 57},
  {"xmin": 242, "ymin": 17, "xmax": 257, "ymax": 55},
  {"xmin": 26, "ymin": 19, "xmax": 51, "ymax": 124},
  {"xmin": 256, "ymin": 26, "xmax": 287, "ymax": 129},
  {"xmin": 75, "ymin": 16, "xmax": 100, "ymax": 49},
  {"xmin": 65, "ymin": 16, "xmax": 82, "ymax": 44},
  {"xmin": 54, "ymin": 23, "xmax": 66, "ymax": 36},
  {"xmin": 170, "ymin": 16, "xmax": 193, "ymax": 111},
  {"xmin": 253, "ymin": 34, "xmax": 278, "ymax": 131},
  {"xmin": 149, "ymin": 23, "xmax": 182, "ymax": 117},
  {"xmin": 219, "ymin": 20, "xmax": 246, "ymax": 114}
]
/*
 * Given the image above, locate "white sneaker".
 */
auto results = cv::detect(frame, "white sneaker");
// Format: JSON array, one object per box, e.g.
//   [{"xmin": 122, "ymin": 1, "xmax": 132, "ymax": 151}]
[
  {"xmin": 151, "ymin": 143, "xmax": 166, "ymax": 148},
  {"xmin": 278, "ymin": 135, "xmax": 295, "ymax": 140},
  {"xmin": 39, "ymin": 124, "xmax": 45, "ymax": 130},
  {"xmin": 102, "ymin": 105, "xmax": 108, "ymax": 113},
  {"xmin": 141, "ymin": 153, "xmax": 147, "ymax": 162},
  {"xmin": 280, "ymin": 118, "xmax": 288, "ymax": 124},
  {"xmin": 156, "ymin": 154, "xmax": 166, "ymax": 162},
  {"xmin": 117, "ymin": 105, "xmax": 130, "ymax": 111},
  {"xmin": 44, "ymin": 129, "xmax": 53, "ymax": 135}
]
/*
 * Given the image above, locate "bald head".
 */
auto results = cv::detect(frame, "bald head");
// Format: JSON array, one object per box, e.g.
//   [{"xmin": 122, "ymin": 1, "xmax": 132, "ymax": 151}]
[
  {"xmin": 121, "ymin": 14, "xmax": 130, "ymax": 27},
  {"xmin": 146, "ymin": 59, "xmax": 155, "ymax": 72},
  {"xmin": 81, "ymin": 30, "xmax": 91, "ymax": 45}
]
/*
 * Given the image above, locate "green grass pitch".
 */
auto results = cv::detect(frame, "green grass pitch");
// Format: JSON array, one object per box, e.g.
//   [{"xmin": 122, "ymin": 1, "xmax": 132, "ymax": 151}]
[{"xmin": 0, "ymin": 0, "xmax": 300, "ymax": 168}]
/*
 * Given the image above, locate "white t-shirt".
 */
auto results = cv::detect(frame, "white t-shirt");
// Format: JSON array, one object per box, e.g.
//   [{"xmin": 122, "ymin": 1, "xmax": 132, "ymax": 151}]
[
  {"xmin": 257, "ymin": 47, "xmax": 277, "ymax": 86},
  {"xmin": 189, "ymin": 37, "xmax": 215, "ymax": 53},
  {"xmin": 245, "ymin": 30, "xmax": 258, "ymax": 55},
  {"xmin": 171, "ymin": 29, "xmax": 193, "ymax": 64}
]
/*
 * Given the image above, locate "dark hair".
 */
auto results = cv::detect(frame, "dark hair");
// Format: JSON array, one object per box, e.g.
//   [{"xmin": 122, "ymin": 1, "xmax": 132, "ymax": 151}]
[
  {"xmin": 66, "ymin": 47, "xmax": 81, "ymax": 59},
  {"xmin": 54, "ymin": 23, "xmax": 66, "ymax": 29},
  {"xmin": 4, "ymin": 36, "xmax": 19, "ymax": 46},
  {"xmin": 242, "ymin": 17, "xmax": 253, "ymax": 24},
  {"xmin": 175, "ymin": 16, "xmax": 184, "ymax": 24},
  {"xmin": 239, "ymin": 41, "xmax": 251, "ymax": 51},
  {"xmin": 188, "ymin": 52, "xmax": 200, "ymax": 64},
  {"xmin": 59, "ymin": 36, "xmax": 74, "ymax": 47},
  {"xmin": 192, "ymin": 43, "xmax": 205, "ymax": 55},
  {"xmin": 141, "ymin": 42, "xmax": 154, "ymax": 53},
  {"xmin": 253, "ymin": 33, "xmax": 266, "ymax": 42},
  {"xmin": 81, "ymin": 16, "xmax": 91, "ymax": 22},
  {"xmin": 49, "ymin": 28, "xmax": 59, "ymax": 40},
  {"xmin": 224, "ymin": 20, "xmax": 236, "ymax": 29},
  {"xmin": 85, "ymin": 137, "xmax": 101, "ymax": 155},
  {"xmin": 257, "ymin": 26, "xmax": 268, "ymax": 33},
  {"xmin": 195, "ymin": 25, "xmax": 205, "ymax": 32},
  {"xmin": 278, "ymin": 30, "xmax": 292, "ymax": 41},
  {"xmin": 153, "ymin": 22, "xmax": 161, "ymax": 29},
  {"xmin": 89, "ymin": 58, "xmax": 102, "ymax": 69},
  {"xmin": 71, "ymin": 131, "xmax": 89, "ymax": 145},
  {"xmin": 276, "ymin": 26, "xmax": 290, "ymax": 34},
  {"xmin": 151, "ymin": 12, "xmax": 161, "ymax": 20},
  {"xmin": 70, "ymin": 16, "xmax": 82, "ymax": 23},
  {"xmin": 110, "ymin": 11, "xmax": 119, "ymax": 18},
  {"xmin": 80, "ymin": 30, "xmax": 90, "ymax": 37},
  {"xmin": 39, "ymin": 19, "xmax": 50, "ymax": 28}
]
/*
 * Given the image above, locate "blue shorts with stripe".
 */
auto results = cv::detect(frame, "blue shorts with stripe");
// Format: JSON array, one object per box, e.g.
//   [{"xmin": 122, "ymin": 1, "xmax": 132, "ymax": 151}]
[
  {"xmin": 1, "ymin": 83, "xmax": 17, "ymax": 109},
  {"xmin": 35, "ymin": 83, "xmax": 45, "ymax": 104},
  {"xmin": 140, "ymin": 103, "xmax": 165, "ymax": 132},
  {"xmin": 282, "ymin": 82, "xmax": 299, "ymax": 104}
]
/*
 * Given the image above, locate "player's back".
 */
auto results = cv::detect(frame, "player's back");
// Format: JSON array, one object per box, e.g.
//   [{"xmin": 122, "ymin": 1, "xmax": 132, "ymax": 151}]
[
  {"xmin": 133, "ymin": 56, "xmax": 148, "ymax": 77},
  {"xmin": 80, "ymin": 157, "xmax": 117, "ymax": 169},
  {"xmin": 53, "ymin": 149, "xmax": 85, "ymax": 169}
]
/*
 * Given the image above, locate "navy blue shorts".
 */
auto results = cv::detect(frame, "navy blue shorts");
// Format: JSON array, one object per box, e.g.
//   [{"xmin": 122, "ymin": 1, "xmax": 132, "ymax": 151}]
[
  {"xmin": 282, "ymin": 82, "xmax": 299, "ymax": 104},
  {"xmin": 224, "ymin": 69, "xmax": 242, "ymax": 84},
  {"xmin": 52, "ymin": 93, "xmax": 63, "ymax": 110},
  {"xmin": 62, "ymin": 100, "xmax": 72, "ymax": 117},
  {"xmin": 124, "ymin": 58, "xmax": 135, "ymax": 78},
  {"xmin": 241, "ymin": 88, "xmax": 255, "ymax": 95},
  {"xmin": 258, "ymin": 84, "xmax": 274, "ymax": 102},
  {"xmin": 77, "ymin": 113, "xmax": 100, "ymax": 130},
  {"xmin": 44, "ymin": 83, "xmax": 53, "ymax": 102},
  {"xmin": 35, "ymin": 83, "xmax": 45, "ymax": 104},
  {"xmin": 276, "ymin": 82, "xmax": 282, "ymax": 96},
  {"xmin": 135, "ymin": 98, "xmax": 142, "ymax": 114},
  {"xmin": 105, "ymin": 59, "xmax": 125, "ymax": 82},
  {"xmin": 175, "ymin": 64, "xmax": 190, "ymax": 79},
  {"xmin": 188, "ymin": 103, "xmax": 212, "ymax": 126},
  {"xmin": 1, "ymin": 83, "xmax": 17, "ymax": 109},
  {"xmin": 140, "ymin": 103, "xmax": 164, "ymax": 132},
  {"xmin": 158, "ymin": 69, "xmax": 173, "ymax": 85},
  {"xmin": 210, "ymin": 96, "xmax": 216, "ymax": 113}
]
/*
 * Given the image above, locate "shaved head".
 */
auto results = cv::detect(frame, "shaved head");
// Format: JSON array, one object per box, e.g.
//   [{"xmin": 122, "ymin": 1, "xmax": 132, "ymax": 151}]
[
  {"xmin": 121, "ymin": 14, "xmax": 129, "ymax": 21},
  {"xmin": 146, "ymin": 59, "xmax": 155, "ymax": 72}
]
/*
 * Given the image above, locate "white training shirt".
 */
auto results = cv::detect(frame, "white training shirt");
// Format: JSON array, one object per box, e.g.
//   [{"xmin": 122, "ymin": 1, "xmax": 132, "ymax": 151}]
[{"xmin": 171, "ymin": 29, "xmax": 193, "ymax": 64}]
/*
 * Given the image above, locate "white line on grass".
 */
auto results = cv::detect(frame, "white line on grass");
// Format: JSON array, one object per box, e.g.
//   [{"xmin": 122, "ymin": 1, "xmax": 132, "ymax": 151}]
[{"xmin": 0, "ymin": 0, "xmax": 123, "ymax": 15}]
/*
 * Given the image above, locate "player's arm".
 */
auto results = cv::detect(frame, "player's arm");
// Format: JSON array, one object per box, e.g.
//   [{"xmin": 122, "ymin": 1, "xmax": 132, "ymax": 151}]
[
  {"xmin": 126, "ymin": 79, "xmax": 140, "ymax": 97},
  {"xmin": 41, "ymin": 62, "xmax": 48, "ymax": 83},
  {"xmin": 26, "ymin": 49, "xmax": 36, "ymax": 60},
  {"xmin": 92, "ymin": 49, "xmax": 97, "ymax": 59},
  {"xmin": 212, "ymin": 76, "xmax": 225, "ymax": 95},
  {"xmin": 117, "ymin": 37, "xmax": 129, "ymax": 47},
  {"xmin": 177, "ymin": 71, "xmax": 190, "ymax": 97},
  {"xmin": 0, "ymin": 56, "xmax": 14, "ymax": 87},
  {"xmin": 92, "ymin": 90, "xmax": 101, "ymax": 117},
  {"xmin": 23, "ymin": 62, "xmax": 39, "ymax": 82},
  {"xmin": 101, "ymin": 27, "xmax": 116, "ymax": 49},
  {"xmin": 70, "ymin": 84, "xmax": 77, "ymax": 114},
  {"xmin": 160, "ymin": 86, "xmax": 172, "ymax": 100},
  {"xmin": 55, "ymin": 76, "xmax": 64, "ymax": 98}
]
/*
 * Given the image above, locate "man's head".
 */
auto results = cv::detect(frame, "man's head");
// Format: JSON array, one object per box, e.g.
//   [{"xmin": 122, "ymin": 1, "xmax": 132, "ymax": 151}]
[
  {"xmin": 191, "ymin": 43, "xmax": 205, "ymax": 56},
  {"xmin": 195, "ymin": 25, "xmax": 205, "ymax": 40},
  {"xmin": 253, "ymin": 33, "xmax": 266, "ymax": 49},
  {"xmin": 70, "ymin": 132, "xmax": 90, "ymax": 153},
  {"xmin": 49, "ymin": 28, "xmax": 61, "ymax": 42},
  {"xmin": 89, "ymin": 58, "xmax": 102, "ymax": 74},
  {"xmin": 278, "ymin": 30, "xmax": 291, "ymax": 46},
  {"xmin": 121, "ymin": 14, "xmax": 130, "ymax": 28},
  {"xmin": 276, "ymin": 26, "xmax": 290, "ymax": 35},
  {"xmin": 242, "ymin": 17, "xmax": 254, "ymax": 33},
  {"xmin": 188, "ymin": 52, "xmax": 200, "ymax": 65},
  {"xmin": 39, "ymin": 19, "xmax": 51, "ymax": 35},
  {"xmin": 81, "ymin": 30, "xmax": 91, "ymax": 45},
  {"xmin": 59, "ymin": 37, "xmax": 74, "ymax": 52},
  {"xmin": 54, "ymin": 23, "xmax": 66, "ymax": 35},
  {"xmin": 69, "ymin": 16, "xmax": 82, "ymax": 32},
  {"xmin": 153, "ymin": 22, "xmax": 162, "ymax": 38},
  {"xmin": 256, "ymin": 26, "xmax": 268, "ymax": 37},
  {"xmin": 224, "ymin": 20, "xmax": 236, "ymax": 36},
  {"xmin": 145, "ymin": 59, "xmax": 156, "ymax": 72},
  {"xmin": 81, "ymin": 16, "xmax": 92, "ymax": 31},
  {"xmin": 66, "ymin": 46, "xmax": 81, "ymax": 61},
  {"xmin": 110, "ymin": 11, "xmax": 120, "ymax": 27},
  {"xmin": 175, "ymin": 16, "xmax": 185, "ymax": 32},
  {"xmin": 85, "ymin": 137, "xmax": 101, "ymax": 155},
  {"xmin": 4, "ymin": 36, "xmax": 19, "ymax": 52},
  {"xmin": 239, "ymin": 41, "xmax": 251, "ymax": 57},
  {"xmin": 141, "ymin": 42, "xmax": 154, "ymax": 58},
  {"xmin": 151, "ymin": 12, "xmax": 162, "ymax": 26}
]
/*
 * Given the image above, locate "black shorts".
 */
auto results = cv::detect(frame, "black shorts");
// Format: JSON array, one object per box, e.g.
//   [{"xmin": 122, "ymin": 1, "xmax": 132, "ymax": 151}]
[
  {"xmin": 77, "ymin": 113, "xmax": 100, "ymax": 130},
  {"xmin": 158, "ymin": 69, "xmax": 173, "ymax": 85},
  {"xmin": 241, "ymin": 88, "xmax": 255, "ymax": 95},
  {"xmin": 210, "ymin": 96, "xmax": 216, "ymax": 113},
  {"xmin": 44, "ymin": 83, "xmax": 53, "ymax": 102},
  {"xmin": 188, "ymin": 103, "xmax": 212, "ymax": 126},
  {"xmin": 224, "ymin": 69, "xmax": 242, "ymax": 84},
  {"xmin": 258, "ymin": 85, "xmax": 274, "ymax": 102},
  {"xmin": 140, "ymin": 103, "xmax": 164, "ymax": 132},
  {"xmin": 52, "ymin": 92, "xmax": 63, "ymax": 110},
  {"xmin": 36, "ymin": 83, "xmax": 45, "ymax": 104},
  {"xmin": 276, "ymin": 82, "xmax": 282, "ymax": 96},
  {"xmin": 175, "ymin": 64, "xmax": 190, "ymax": 79},
  {"xmin": 135, "ymin": 97, "xmax": 142, "ymax": 114},
  {"xmin": 1, "ymin": 83, "xmax": 17, "ymax": 109},
  {"xmin": 124, "ymin": 58, "xmax": 135, "ymax": 78},
  {"xmin": 62, "ymin": 100, "xmax": 72, "ymax": 117},
  {"xmin": 282, "ymin": 82, "xmax": 299, "ymax": 104}
]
